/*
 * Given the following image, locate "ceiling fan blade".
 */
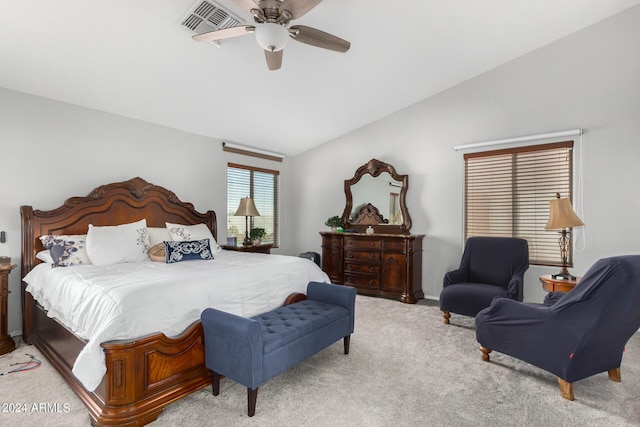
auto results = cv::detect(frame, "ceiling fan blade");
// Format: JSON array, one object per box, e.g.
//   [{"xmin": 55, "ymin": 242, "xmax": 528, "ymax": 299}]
[
  {"xmin": 279, "ymin": 0, "xmax": 322, "ymax": 20},
  {"xmin": 289, "ymin": 25, "xmax": 350, "ymax": 52},
  {"xmin": 192, "ymin": 25, "xmax": 255, "ymax": 42},
  {"xmin": 232, "ymin": 0, "xmax": 258, "ymax": 14},
  {"xmin": 264, "ymin": 49, "xmax": 283, "ymax": 70}
]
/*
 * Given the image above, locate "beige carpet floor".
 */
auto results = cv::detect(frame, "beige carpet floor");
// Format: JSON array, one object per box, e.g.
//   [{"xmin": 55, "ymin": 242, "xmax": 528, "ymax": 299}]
[{"xmin": 1, "ymin": 295, "xmax": 639, "ymax": 426}]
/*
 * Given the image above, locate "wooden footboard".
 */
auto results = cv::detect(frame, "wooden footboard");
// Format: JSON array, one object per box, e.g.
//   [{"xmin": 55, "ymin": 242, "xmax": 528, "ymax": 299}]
[
  {"xmin": 98, "ymin": 324, "xmax": 210, "ymax": 426},
  {"xmin": 26, "ymin": 286, "xmax": 306, "ymax": 426},
  {"xmin": 26, "ymin": 290, "xmax": 211, "ymax": 426}
]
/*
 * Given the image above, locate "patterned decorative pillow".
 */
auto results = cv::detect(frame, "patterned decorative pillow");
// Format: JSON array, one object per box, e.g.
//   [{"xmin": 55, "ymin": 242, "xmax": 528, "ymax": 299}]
[
  {"xmin": 165, "ymin": 222, "xmax": 221, "ymax": 253},
  {"xmin": 163, "ymin": 239, "xmax": 214, "ymax": 264},
  {"xmin": 39, "ymin": 235, "xmax": 92, "ymax": 267}
]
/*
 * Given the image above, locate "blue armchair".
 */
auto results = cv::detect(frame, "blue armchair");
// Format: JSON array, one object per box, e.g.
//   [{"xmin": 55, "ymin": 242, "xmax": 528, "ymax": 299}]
[
  {"xmin": 475, "ymin": 255, "xmax": 640, "ymax": 400},
  {"xmin": 440, "ymin": 237, "xmax": 529, "ymax": 324}
]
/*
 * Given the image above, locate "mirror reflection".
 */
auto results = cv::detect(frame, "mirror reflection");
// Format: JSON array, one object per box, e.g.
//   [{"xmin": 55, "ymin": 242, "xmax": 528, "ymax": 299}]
[
  {"xmin": 342, "ymin": 158, "xmax": 411, "ymax": 234},
  {"xmin": 350, "ymin": 172, "xmax": 404, "ymax": 225}
]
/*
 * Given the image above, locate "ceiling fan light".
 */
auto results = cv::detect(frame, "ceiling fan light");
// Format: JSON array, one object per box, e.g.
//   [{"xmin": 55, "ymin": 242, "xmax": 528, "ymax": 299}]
[{"xmin": 255, "ymin": 22, "xmax": 289, "ymax": 52}]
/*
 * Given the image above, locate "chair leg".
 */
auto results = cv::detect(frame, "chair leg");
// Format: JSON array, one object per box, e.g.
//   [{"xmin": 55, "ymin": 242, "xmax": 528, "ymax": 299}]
[
  {"xmin": 480, "ymin": 346, "xmax": 491, "ymax": 362},
  {"xmin": 608, "ymin": 368, "xmax": 621, "ymax": 382},
  {"xmin": 558, "ymin": 378, "xmax": 575, "ymax": 401},
  {"xmin": 247, "ymin": 387, "xmax": 258, "ymax": 417},
  {"xmin": 343, "ymin": 335, "xmax": 351, "ymax": 355},
  {"xmin": 211, "ymin": 371, "xmax": 220, "ymax": 396},
  {"xmin": 442, "ymin": 311, "xmax": 451, "ymax": 324}
]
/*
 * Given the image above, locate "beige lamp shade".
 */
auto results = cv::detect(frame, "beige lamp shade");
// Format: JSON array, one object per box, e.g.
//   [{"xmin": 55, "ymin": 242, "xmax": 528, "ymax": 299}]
[
  {"xmin": 545, "ymin": 194, "xmax": 584, "ymax": 230},
  {"xmin": 234, "ymin": 197, "xmax": 260, "ymax": 217}
]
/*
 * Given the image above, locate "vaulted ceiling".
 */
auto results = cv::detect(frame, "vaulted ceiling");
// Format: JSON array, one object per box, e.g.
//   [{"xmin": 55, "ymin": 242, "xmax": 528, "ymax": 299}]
[{"xmin": 1, "ymin": 1, "xmax": 638, "ymax": 156}]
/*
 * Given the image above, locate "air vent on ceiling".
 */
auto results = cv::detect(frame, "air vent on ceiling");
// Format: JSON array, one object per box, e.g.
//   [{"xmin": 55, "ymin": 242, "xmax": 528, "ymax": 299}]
[{"xmin": 180, "ymin": 0, "xmax": 245, "ymax": 47}]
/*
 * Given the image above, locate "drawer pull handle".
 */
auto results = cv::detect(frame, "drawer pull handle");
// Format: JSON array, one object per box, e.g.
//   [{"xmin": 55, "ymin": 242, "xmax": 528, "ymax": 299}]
[
  {"xmin": 347, "ymin": 265, "xmax": 352, "ymax": 271},
  {"xmin": 369, "ymin": 267, "xmax": 375, "ymax": 273},
  {"xmin": 346, "ymin": 277, "xmax": 352, "ymax": 283},
  {"xmin": 369, "ymin": 254, "xmax": 375, "ymax": 260}
]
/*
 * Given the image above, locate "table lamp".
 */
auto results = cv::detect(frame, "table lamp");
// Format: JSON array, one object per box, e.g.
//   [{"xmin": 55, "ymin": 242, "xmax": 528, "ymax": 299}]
[
  {"xmin": 234, "ymin": 197, "xmax": 260, "ymax": 246},
  {"xmin": 545, "ymin": 193, "xmax": 584, "ymax": 280}
]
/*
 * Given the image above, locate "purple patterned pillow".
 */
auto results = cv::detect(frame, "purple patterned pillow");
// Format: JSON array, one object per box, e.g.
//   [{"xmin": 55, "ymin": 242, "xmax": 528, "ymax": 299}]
[{"xmin": 39, "ymin": 235, "xmax": 91, "ymax": 267}]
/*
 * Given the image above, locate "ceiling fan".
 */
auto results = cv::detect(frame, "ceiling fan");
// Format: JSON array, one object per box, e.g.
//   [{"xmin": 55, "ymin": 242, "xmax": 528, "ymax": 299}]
[{"xmin": 192, "ymin": 0, "xmax": 350, "ymax": 70}]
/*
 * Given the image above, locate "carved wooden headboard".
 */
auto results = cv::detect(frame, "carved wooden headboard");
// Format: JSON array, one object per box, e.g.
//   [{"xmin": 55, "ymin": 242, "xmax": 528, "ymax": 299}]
[
  {"xmin": 350, "ymin": 203, "xmax": 388, "ymax": 225},
  {"xmin": 20, "ymin": 177, "xmax": 217, "ymax": 277}
]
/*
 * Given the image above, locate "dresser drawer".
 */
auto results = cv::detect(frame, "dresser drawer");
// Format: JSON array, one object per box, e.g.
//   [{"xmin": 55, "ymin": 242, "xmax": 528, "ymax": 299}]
[
  {"xmin": 344, "ymin": 237, "xmax": 381, "ymax": 250},
  {"xmin": 344, "ymin": 274, "xmax": 379, "ymax": 288},
  {"xmin": 383, "ymin": 239, "xmax": 406, "ymax": 251},
  {"xmin": 345, "ymin": 250, "xmax": 380, "ymax": 263},
  {"xmin": 322, "ymin": 235, "xmax": 343, "ymax": 247},
  {"xmin": 345, "ymin": 263, "xmax": 380, "ymax": 275}
]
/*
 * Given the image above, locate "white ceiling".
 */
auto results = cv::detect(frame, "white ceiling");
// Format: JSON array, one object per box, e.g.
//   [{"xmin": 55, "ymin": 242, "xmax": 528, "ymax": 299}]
[{"xmin": 1, "ymin": 0, "xmax": 639, "ymax": 156}]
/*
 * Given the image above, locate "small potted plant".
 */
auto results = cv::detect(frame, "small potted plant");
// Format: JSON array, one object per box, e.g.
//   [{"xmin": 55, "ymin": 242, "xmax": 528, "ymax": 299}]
[
  {"xmin": 249, "ymin": 227, "xmax": 266, "ymax": 245},
  {"xmin": 325, "ymin": 215, "xmax": 343, "ymax": 231}
]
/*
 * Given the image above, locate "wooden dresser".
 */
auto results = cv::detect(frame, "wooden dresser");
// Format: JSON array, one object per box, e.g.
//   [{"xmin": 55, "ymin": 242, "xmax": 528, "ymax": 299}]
[{"xmin": 320, "ymin": 232, "xmax": 424, "ymax": 303}]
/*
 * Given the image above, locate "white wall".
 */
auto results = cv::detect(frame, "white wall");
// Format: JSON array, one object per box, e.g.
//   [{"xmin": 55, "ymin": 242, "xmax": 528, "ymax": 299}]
[
  {"xmin": 292, "ymin": 6, "xmax": 640, "ymax": 302},
  {"xmin": 0, "ymin": 89, "xmax": 293, "ymax": 335}
]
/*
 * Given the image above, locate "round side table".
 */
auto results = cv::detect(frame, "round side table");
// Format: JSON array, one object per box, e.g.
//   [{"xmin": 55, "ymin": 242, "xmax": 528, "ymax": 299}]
[{"xmin": 539, "ymin": 274, "xmax": 579, "ymax": 293}]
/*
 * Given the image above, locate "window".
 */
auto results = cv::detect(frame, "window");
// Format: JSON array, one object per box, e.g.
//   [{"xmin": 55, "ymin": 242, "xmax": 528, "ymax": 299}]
[
  {"xmin": 227, "ymin": 163, "xmax": 279, "ymax": 246},
  {"xmin": 464, "ymin": 141, "xmax": 574, "ymax": 266}
]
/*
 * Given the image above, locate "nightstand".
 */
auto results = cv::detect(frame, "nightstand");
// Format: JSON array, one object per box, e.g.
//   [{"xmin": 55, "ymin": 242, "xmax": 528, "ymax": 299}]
[
  {"xmin": 221, "ymin": 244, "xmax": 273, "ymax": 254},
  {"xmin": 539, "ymin": 274, "xmax": 579, "ymax": 293},
  {"xmin": 0, "ymin": 263, "xmax": 16, "ymax": 355}
]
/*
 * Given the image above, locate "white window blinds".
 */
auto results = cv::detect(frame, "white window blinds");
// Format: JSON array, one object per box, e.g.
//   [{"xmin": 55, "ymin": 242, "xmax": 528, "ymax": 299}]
[
  {"xmin": 464, "ymin": 141, "xmax": 574, "ymax": 266},
  {"xmin": 227, "ymin": 163, "xmax": 279, "ymax": 246}
]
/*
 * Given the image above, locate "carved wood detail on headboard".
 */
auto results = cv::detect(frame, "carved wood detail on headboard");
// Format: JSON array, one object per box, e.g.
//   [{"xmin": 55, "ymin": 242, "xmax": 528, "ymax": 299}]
[
  {"xmin": 350, "ymin": 203, "xmax": 388, "ymax": 225},
  {"xmin": 20, "ymin": 177, "xmax": 217, "ymax": 278}
]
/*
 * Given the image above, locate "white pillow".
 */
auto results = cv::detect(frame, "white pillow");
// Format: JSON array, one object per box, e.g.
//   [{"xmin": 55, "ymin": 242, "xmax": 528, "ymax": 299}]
[
  {"xmin": 36, "ymin": 250, "xmax": 55, "ymax": 264},
  {"xmin": 86, "ymin": 219, "xmax": 150, "ymax": 265},
  {"xmin": 148, "ymin": 227, "xmax": 171, "ymax": 246},
  {"xmin": 165, "ymin": 222, "xmax": 220, "ymax": 253}
]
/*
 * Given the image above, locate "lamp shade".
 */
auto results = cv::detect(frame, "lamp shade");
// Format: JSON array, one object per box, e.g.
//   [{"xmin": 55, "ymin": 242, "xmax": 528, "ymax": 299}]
[
  {"xmin": 234, "ymin": 197, "xmax": 260, "ymax": 217},
  {"xmin": 545, "ymin": 194, "xmax": 584, "ymax": 230},
  {"xmin": 255, "ymin": 22, "xmax": 290, "ymax": 52}
]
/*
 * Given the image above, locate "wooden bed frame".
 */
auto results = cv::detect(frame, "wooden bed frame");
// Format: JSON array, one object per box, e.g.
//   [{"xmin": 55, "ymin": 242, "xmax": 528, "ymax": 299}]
[{"xmin": 20, "ymin": 177, "xmax": 302, "ymax": 426}]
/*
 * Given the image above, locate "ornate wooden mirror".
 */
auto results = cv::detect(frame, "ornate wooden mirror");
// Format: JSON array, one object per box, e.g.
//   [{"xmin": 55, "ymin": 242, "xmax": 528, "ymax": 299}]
[{"xmin": 342, "ymin": 159, "xmax": 411, "ymax": 234}]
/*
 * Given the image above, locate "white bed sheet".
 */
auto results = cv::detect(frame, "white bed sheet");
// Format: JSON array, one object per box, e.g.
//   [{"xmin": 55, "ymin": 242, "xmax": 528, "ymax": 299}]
[{"xmin": 23, "ymin": 250, "xmax": 330, "ymax": 392}]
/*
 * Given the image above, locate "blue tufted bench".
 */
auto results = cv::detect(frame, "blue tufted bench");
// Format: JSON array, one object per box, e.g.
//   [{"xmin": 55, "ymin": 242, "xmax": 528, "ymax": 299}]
[{"xmin": 200, "ymin": 281, "xmax": 356, "ymax": 416}]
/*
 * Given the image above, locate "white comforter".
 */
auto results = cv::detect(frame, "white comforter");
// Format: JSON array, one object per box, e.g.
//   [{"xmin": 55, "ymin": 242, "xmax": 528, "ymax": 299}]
[{"xmin": 23, "ymin": 251, "xmax": 330, "ymax": 391}]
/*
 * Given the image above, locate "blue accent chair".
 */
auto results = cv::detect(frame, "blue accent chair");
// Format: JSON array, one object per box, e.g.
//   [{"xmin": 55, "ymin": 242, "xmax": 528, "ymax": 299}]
[
  {"xmin": 201, "ymin": 281, "xmax": 356, "ymax": 416},
  {"xmin": 440, "ymin": 237, "xmax": 529, "ymax": 324},
  {"xmin": 476, "ymin": 255, "xmax": 640, "ymax": 400}
]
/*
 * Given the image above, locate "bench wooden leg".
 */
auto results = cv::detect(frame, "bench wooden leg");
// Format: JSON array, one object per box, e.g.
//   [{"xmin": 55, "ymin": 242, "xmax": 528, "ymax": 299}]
[
  {"xmin": 248, "ymin": 387, "xmax": 258, "ymax": 417},
  {"xmin": 211, "ymin": 371, "xmax": 220, "ymax": 396},
  {"xmin": 344, "ymin": 335, "xmax": 350, "ymax": 355}
]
